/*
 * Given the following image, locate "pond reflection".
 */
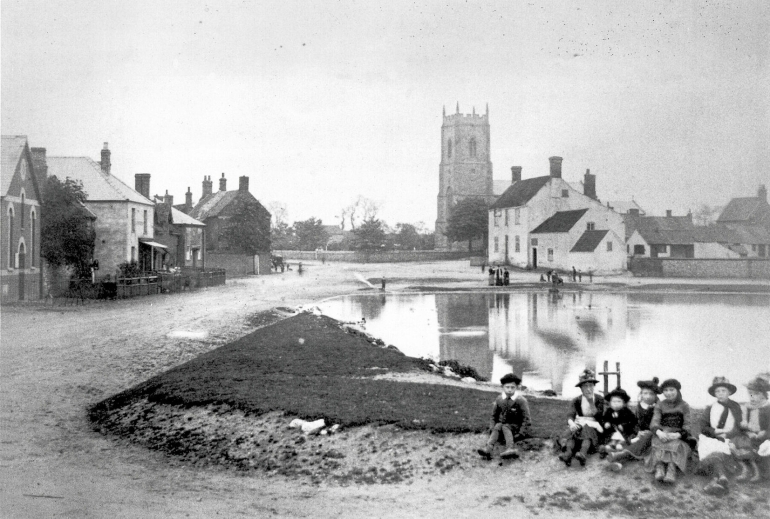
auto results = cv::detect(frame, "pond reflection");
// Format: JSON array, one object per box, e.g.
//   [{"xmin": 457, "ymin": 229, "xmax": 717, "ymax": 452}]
[{"xmin": 318, "ymin": 291, "xmax": 770, "ymax": 406}]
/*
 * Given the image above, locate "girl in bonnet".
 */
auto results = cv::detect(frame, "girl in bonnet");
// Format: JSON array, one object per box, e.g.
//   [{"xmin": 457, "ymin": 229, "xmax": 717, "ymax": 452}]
[
  {"xmin": 733, "ymin": 375, "xmax": 770, "ymax": 483},
  {"xmin": 646, "ymin": 378, "xmax": 693, "ymax": 484}
]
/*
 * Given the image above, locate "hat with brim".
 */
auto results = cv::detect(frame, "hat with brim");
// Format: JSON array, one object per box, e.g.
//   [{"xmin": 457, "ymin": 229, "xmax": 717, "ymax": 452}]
[
  {"xmin": 637, "ymin": 377, "xmax": 661, "ymax": 394},
  {"xmin": 745, "ymin": 377, "xmax": 770, "ymax": 395},
  {"xmin": 708, "ymin": 376, "xmax": 737, "ymax": 397},
  {"xmin": 575, "ymin": 369, "xmax": 599, "ymax": 388},
  {"xmin": 605, "ymin": 388, "xmax": 631, "ymax": 403}
]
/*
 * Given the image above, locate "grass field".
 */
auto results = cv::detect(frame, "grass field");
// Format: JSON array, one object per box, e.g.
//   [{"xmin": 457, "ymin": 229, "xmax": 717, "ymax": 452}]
[{"xmin": 90, "ymin": 313, "xmax": 566, "ymax": 436}]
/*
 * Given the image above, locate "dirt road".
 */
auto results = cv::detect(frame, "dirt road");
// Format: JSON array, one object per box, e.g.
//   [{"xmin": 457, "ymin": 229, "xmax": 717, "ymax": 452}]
[{"xmin": 2, "ymin": 262, "xmax": 768, "ymax": 518}]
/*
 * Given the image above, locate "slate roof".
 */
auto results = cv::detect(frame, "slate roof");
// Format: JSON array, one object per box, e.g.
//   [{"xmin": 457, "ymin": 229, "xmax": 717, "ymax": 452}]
[
  {"xmin": 171, "ymin": 206, "xmax": 205, "ymax": 227},
  {"xmin": 188, "ymin": 190, "xmax": 240, "ymax": 220},
  {"xmin": 570, "ymin": 230, "xmax": 609, "ymax": 252},
  {"xmin": 625, "ymin": 215, "xmax": 694, "ymax": 242},
  {"xmin": 606, "ymin": 200, "xmax": 646, "ymax": 215},
  {"xmin": 1, "ymin": 135, "xmax": 28, "ymax": 197},
  {"xmin": 721, "ymin": 224, "xmax": 770, "ymax": 245},
  {"xmin": 717, "ymin": 197, "xmax": 769, "ymax": 223},
  {"xmin": 530, "ymin": 209, "xmax": 589, "ymax": 234},
  {"xmin": 490, "ymin": 176, "xmax": 551, "ymax": 210},
  {"xmin": 46, "ymin": 157, "xmax": 153, "ymax": 205}
]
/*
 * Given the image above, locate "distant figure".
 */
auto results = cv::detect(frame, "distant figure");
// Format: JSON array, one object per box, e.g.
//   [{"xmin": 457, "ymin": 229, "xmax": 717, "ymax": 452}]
[
  {"xmin": 298, "ymin": 262, "xmax": 303, "ymax": 275},
  {"xmin": 546, "ymin": 270, "xmax": 553, "ymax": 283},
  {"xmin": 280, "ymin": 263, "xmax": 285, "ymax": 273},
  {"xmin": 488, "ymin": 268, "xmax": 495, "ymax": 286},
  {"xmin": 572, "ymin": 266, "xmax": 577, "ymax": 282},
  {"xmin": 589, "ymin": 270, "xmax": 594, "ymax": 283},
  {"xmin": 322, "ymin": 255, "xmax": 326, "ymax": 265},
  {"xmin": 481, "ymin": 263, "xmax": 486, "ymax": 273},
  {"xmin": 540, "ymin": 274, "xmax": 546, "ymax": 282},
  {"xmin": 503, "ymin": 268, "xmax": 510, "ymax": 286},
  {"xmin": 496, "ymin": 268, "xmax": 502, "ymax": 286},
  {"xmin": 578, "ymin": 270, "xmax": 583, "ymax": 282},
  {"xmin": 381, "ymin": 276, "xmax": 386, "ymax": 291}
]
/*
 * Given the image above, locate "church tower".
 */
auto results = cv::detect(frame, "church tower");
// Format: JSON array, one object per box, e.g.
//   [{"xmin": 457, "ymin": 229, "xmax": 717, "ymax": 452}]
[{"xmin": 435, "ymin": 103, "xmax": 494, "ymax": 250}]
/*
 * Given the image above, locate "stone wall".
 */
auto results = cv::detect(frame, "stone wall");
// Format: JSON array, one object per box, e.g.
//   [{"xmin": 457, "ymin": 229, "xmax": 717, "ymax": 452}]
[
  {"xmin": 629, "ymin": 257, "xmax": 770, "ymax": 279},
  {"xmin": 205, "ymin": 252, "xmax": 271, "ymax": 277},
  {"xmin": 274, "ymin": 250, "xmax": 473, "ymax": 263}
]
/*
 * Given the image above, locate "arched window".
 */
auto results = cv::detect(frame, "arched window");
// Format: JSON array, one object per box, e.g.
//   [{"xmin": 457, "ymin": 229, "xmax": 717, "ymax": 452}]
[
  {"xmin": 20, "ymin": 192, "xmax": 25, "ymax": 228},
  {"xmin": 7, "ymin": 207, "xmax": 14, "ymax": 268},
  {"xmin": 469, "ymin": 138, "xmax": 477, "ymax": 158},
  {"xmin": 447, "ymin": 139, "xmax": 452, "ymax": 159},
  {"xmin": 17, "ymin": 241, "xmax": 26, "ymax": 269},
  {"xmin": 31, "ymin": 210, "xmax": 36, "ymax": 267}
]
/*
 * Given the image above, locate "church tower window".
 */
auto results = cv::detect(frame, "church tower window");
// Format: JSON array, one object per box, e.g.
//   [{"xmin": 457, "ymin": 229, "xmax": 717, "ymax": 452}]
[
  {"xmin": 447, "ymin": 139, "xmax": 452, "ymax": 159},
  {"xmin": 469, "ymin": 138, "xmax": 477, "ymax": 158}
]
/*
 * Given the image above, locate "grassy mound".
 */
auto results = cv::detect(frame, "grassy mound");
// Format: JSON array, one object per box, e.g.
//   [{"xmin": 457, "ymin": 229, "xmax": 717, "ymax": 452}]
[{"xmin": 90, "ymin": 313, "xmax": 564, "ymax": 435}]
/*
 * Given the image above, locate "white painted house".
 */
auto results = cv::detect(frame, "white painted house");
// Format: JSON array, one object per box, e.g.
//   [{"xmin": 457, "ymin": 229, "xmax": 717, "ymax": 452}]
[{"xmin": 488, "ymin": 156, "xmax": 625, "ymax": 273}]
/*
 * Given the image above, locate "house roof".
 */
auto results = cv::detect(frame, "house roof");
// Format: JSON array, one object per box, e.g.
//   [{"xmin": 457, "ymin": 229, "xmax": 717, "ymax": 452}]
[
  {"xmin": 1, "ymin": 135, "xmax": 28, "ymax": 197},
  {"xmin": 188, "ymin": 190, "xmax": 240, "ymax": 220},
  {"xmin": 625, "ymin": 215, "xmax": 694, "ymax": 243},
  {"xmin": 606, "ymin": 200, "xmax": 646, "ymax": 215},
  {"xmin": 46, "ymin": 156, "xmax": 153, "ymax": 205},
  {"xmin": 570, "ymin": 230, "xmax": 609, "ymax": 252},
  {"xmin": 490, "ymin": 176, "xmax": 551, "ymax": 210},
  {"xmin": 717, "ymin": 197, "xmax": 769, "ymax": 223},
  {"xmin": 530, "ymin": 208, "xmax": 589, "ymax": 234},
  {"xmin": 171, "ymin": 206, "xmax": 205, "ymax": 227},
  {"xmin": 721, "ymin": 224, "xmax": 770, "ymax": 245},
  {"xmin": 322, "ymin": 224, "xmax": 345, "ymax": 236}
]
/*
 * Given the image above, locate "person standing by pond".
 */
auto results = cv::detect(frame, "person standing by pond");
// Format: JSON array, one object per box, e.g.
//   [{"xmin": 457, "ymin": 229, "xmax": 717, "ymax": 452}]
[
  {"xmin": 381, "ymin": 276, "xmax": 386, "ymax": 291},
  {"xmin": 572, "ymin": 266, "xmax": 577, "ymax": 282},
  {"xmin": 503, "ymin": 268, "xmax": 510, "ymax": 286},
  {"xmin": 558, "ymin": 369, "xmax": 606, "ymax": 467},
  {"xmin": 488, "ymin": 268, "xmax": 495, "ymax": 286},
  {"xmin": 646, "ymin": 379, "xmax": 693, "ymax": 484}
]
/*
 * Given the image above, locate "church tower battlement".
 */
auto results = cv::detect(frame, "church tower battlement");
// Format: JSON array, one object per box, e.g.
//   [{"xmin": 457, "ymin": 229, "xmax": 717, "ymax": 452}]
[{"xmin": 435, "ymin": 103, "xmax": 494, "ymax": 250}]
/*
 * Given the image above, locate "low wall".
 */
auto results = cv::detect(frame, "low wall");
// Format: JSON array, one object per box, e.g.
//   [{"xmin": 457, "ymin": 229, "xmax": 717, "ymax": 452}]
[
  {"xmin": 206, "ymin": 253, "xmax": 272, "ymax": 278},
  {"xmin": 629, "ymin": 257, "xmax": 770, "ymax": 279},
  {"xmin": 274, "ymin": 250, "xmax": 474, "ymax": 263}
]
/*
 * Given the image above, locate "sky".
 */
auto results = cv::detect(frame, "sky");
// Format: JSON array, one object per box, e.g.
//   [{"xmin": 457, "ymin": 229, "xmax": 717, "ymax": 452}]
[{"xmin": 2, "ymin": 0, "xmax": 769, "ymax": 229}]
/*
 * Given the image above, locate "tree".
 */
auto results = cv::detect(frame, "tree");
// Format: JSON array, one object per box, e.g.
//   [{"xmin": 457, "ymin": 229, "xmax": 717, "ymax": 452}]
[
  {"xmin": 339, "ymin": 196, "xmax": 380, "ymax": 230},
  {"xmin": 395, "ymin": 223, "xmax": 421, "ymax": 250},
  {"xmin": 692, "ymin": 204, "xmax": 723, "ymax": 226},
  {"xmin": 353, "ymin": 217, "xmax": 386, "ymax": 251},
  {"xmin": 293, "ymin": 218, "xmax": 328, "ymax": 251},
  {"xmin": 220, "ymin": 200, "xmax": 272, "ymax": 254},
  {"xmin": 267, "ymin": 201, "xmax": 295, "ymax": 249},
  {"xmin": 41, "ymin": 175, "xmax": 96, "ymax": 278},
  {"xmin": 444, "ymin": 197, "xmax": 488, "ymax": 252}
]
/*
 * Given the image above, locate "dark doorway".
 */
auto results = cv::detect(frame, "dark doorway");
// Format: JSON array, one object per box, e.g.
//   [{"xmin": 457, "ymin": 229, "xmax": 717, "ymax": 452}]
[
  {"xmin": 532, "ymin": 247, "xmax": 538, "ymax": 269},
  {"xmin": 18, "ymin": 243, "xmax": 26, "ymax": 300}
]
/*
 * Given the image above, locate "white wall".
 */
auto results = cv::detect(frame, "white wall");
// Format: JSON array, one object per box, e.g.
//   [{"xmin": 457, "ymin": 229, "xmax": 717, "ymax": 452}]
[
  {"xmin": 694, "ymin": 242, "xmax": 741, "ymax": 259},
  {"xmin": 627, "ymin": 231, "xmax": 651, "ymax": 257}
]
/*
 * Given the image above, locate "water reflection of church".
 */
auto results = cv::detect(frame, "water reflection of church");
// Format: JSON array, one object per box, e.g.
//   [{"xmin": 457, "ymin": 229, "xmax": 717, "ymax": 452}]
[{"xmin": 437, "ymin": 292, "xmax": 627, "ymax": 396}]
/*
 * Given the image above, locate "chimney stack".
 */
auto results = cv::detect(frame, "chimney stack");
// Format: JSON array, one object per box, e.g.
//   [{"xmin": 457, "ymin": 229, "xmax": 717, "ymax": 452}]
[
  {"xmin": 185, "ymin": 187, "xmax": 193, "ymax": 210},
  {"xmin": 239, "ymin": 176, "xmax": 249, "ymax": 192},
  {"xmin": 100, "ymin": 142, "xmax": 111, "ymax": 174},
  {"xmin": 759, "ymin": 184, "xmax": 768, "ymax": 202},
  {"xmin": 30, "ymin": 147, "xmax": 48, "ymax": 187},
  {"xmin": 511, "ymin": 166, "xmax": 522, "ymax": 183},
  {"xmin": 164, "ymin": 189, "xmax": 173, "ymax": 206},
  {"xmin": 202, "ymin": 176, "xmax": 213, "ymax": 198},
  {"xmin": 134, "ymin": 173, "xmax": 151, "ymax": 199},
  {"xmin": 583, "ymin": 168, "xmax": 596, "ymax": 199},
  {"xmin": 219, "ymin": 173, "xmax": 227, "ymax": 191},
  {"xmin": 549, "ymin": 156, "xmax": 563, "ymax": 179},
  {"xmin": 666, "ymin": 209, "xmax": 673, "ymax": 217}
]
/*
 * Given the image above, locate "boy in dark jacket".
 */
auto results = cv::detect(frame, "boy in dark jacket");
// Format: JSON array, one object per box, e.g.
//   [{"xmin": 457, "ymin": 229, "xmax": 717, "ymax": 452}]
[
  {"xmin": 477, "ymin": 373, "xmax": 531, "ymax": 460},
  {"xmin": 599, "ymin": 388, "xmax": 638, "ymax": 458}
]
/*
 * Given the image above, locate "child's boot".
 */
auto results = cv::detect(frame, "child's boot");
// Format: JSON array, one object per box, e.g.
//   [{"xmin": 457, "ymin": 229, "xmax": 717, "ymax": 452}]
[
  {"xmin": 749, "ymin": 460, "xmax": 761, "ymax": 483},
  {"xmin": 501, "ymin": 448, "xmax": 520, "ymax": 460},
  {"xmin": 736, "ymin": 461, "xmax": 752, "ymax": 482},
  {"xmin": 598, "ymin": 445, "xmax": 608, "ymax": 459},
  {"xmin": 654, "ymin": 463, "xmax": 666, "ymax": 482},
  {"xmin": 608, "ymin": 450, "xmax": 633, "ymax": 463},
  {"xmin": 477, "ymin": 446, "xmax": 492, "ymax": 460},
  {"xmin": 663, "ymin": 463, "xmax": 677, "ymax": 484},
  {"xmin": 574, "ymin": 442, "xmax": 590, "ymax": 466}
]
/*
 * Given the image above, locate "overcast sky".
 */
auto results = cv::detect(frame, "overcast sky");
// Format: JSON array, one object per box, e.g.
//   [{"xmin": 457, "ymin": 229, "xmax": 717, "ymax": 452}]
[{"xmin": 3, "ymin": 0, "xmax": 768, "ymax": 228}]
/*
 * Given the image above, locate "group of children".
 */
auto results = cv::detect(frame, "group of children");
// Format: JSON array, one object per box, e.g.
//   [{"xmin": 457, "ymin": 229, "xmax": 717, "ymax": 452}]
[{"xmin": 478, "ymin": 369, "xmax": 770, "ymax": 494}]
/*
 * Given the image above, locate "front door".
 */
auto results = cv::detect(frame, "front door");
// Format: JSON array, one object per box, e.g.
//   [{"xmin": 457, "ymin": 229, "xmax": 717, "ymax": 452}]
[{"xmin": 532, "ymin": 247, "xmax": 538, "ymax": 269}]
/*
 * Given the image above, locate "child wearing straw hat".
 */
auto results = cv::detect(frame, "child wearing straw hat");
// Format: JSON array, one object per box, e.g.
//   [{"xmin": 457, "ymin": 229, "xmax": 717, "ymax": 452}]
[
  {"xmin": 699, "ymin": 376, "xmax": 743, "ymax": 495},
  {"xmin": 557, "ymin": 369, "xmax": 606, "ymax": 467}
]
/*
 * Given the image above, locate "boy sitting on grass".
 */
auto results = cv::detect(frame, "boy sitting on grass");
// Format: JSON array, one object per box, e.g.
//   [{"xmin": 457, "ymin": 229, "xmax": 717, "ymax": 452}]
[{"xmin": 477, "ymin": 373, "xmax": 531, "ymax": 460}]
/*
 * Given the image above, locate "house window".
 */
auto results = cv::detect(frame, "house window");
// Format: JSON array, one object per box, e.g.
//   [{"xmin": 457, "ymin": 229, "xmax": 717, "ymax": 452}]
[
  {"xmin": 447, "ymin": 139, "xmax": 452, "ymax": 159},
  {"xmin": 493, "ymin": 209, "xmax": 501, "ymax": 227},
  {"xmin": 547, "ymin": 248, "xmax": 554, "ymax": 262},
  {"xmin": 186, "ymin": 247, "xmax": 192, "ymax": 261},
  {"xmin": 759, "ymin": 245, "xmax": 767, "ymax": 257},
  {"xmin": 505, "ymin": 235, "xmax": 509, "ymax": 255},
  {"xmin": 494, "ymin": 237, "xmax": 499, "ymax": 253},
  {"xmin": 7, "ymin": 207, "xmax": 14, "ymax": 268},
  {"xmin": 143, "ymin": 210, "xmax": 148, "ymax": 235},
  {"xmin": 515, "ymin": 235, "xmax": 520, "ymax": 253},
  {"xmin": 752, "ymin": 245, "xmax": 757, "ymax": 252},
  {"xmin": 562, "ymin": 189, "xmax": 569, "ymax": 198},
  {"xmin": 131, "ymin": 246, "xmax": 136, "ymax": 261},
  {"xmin": 587, "ymin": 222, "xmax": 595, "ymax": 231},
  {"xmin": 634, "ymin": 245, "xmax": 645, "ymax": 255},
  {"xmin": 515, "ymin": 208, "xmax": 520, "ymax": 225},
  {"xmin": 607, "ymin": 241, "xmax": 613, "ymax": 252},
  {"xmin": 131, "ymin": 208, "xmax": 136, "ymax": 233},
  {"xmin": 505, "ymin": 210, "xmax": 509, "ymax": 226},
  {"xmin": 469, "ymin": 138, "xmax": 477, "ymax": 158},
  {"xmin": 531, "ymin": 238, "xmax": 538, "ymax": 246}
]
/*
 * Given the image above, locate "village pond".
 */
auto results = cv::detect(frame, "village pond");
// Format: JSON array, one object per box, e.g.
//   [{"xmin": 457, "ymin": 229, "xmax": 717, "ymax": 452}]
[{"xmin": 318, "ymin": 290, "xmax": 770, "ymax": 407}]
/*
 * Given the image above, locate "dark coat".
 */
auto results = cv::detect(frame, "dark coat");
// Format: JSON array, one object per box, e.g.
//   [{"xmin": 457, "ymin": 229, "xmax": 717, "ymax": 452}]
[
  {"xmin": 602, "ymin": 407, "xmax": 639, "ymax": 442},
  {"xmin": 700, "ymin": 399, "xmax": 743, "ymax": 439},
  {"xmin": 635, "ymin": 401, "xmax": 658, "ymax": 432},
  {"xmin": 491, "ymin": 393, "xmax": 531, "ymax": 437},
  {"xmin": 650, "ymin": 396, "xmax": 692, "ymax": 442}
]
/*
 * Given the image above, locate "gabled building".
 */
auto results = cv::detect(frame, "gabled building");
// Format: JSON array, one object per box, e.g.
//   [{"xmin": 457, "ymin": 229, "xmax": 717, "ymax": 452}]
[
  {"xmin": 46, "ymin": 143, "xmax": 157, "ymax": 275},
  {"xmin": 716, "ymin": 185, "xmax": 770, "ymax": 258},
  {"xmin": 488, "ymin": 156, "xmax": 625, "ymax": 272},
  {"xmin": 186, "ymin": 173, "xmax": 271, "ymax": 276},
  {"xmin": 625, "ymin": 211, "xmax": 696, "ymax": 258},
  {"xmin": 1, "ymin": 136, "xmax": 43, "ymax": 301},
  {"xmin": 151, "ymin": 190, "xmax": 206, "ymax": 269}
]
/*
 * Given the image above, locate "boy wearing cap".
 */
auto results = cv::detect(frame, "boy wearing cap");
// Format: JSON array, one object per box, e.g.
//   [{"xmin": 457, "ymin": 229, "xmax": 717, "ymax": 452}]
[
  {"xmin": 599, "ymin": 388, "xmax": 638, "ymax": 458},
  {"xmin": 477, "ymin": 373, "xmax": 531, "ymax": 460}
]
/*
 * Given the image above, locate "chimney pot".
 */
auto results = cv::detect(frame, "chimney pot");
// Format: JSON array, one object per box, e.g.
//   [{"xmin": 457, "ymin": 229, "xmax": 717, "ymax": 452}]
[
  {"xmin": 202, "ymin": 176, "xmax": 213, "ymax": 198},
  {"xmin": 185, "ymin": 187, "xmax": 193, "ymax": 210},
  {"xmin": 759, "ymin": 184, "xmax": 768, "ymax": 202},
  {"xmin": 548, "ymin": 156, "xmax": 563, "ymax": 179},
  {"xmin": 666, "ymin": 209, "xmax": 672, "ymax": 217},
  {"xmin": 219, "ymin": 173, "xmax": 227, "ymax": 191},
  {"xmin": 100, "ymin": 142, "xmax": 111, "ymax": 175},
  {"xmin": 134, "ymin": 173, "xmax": 151, "ymax": 199},
  {"xmin": 510, "ymin": 166, "xmax": 522, "ymax": 183},
  {"xmin": 583, "ymin": 168, "xmax": 596, "ymax": 200},
  {"xmin": 239, "ymin": 176, "xmax": 249, "ymax": 192}
]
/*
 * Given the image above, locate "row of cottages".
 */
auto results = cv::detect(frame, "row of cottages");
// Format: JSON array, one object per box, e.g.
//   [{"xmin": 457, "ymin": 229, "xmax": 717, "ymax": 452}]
[
  {"xmin": 1, "ymin": 136, "xmax": 43, "ymax": 301},
  {"xmin": 183, "ymin": 173, "xmax": 272, "ymax": 276},
  {"xmin": 487, "ymin": 156, "xmax": 626, "ymax": 273}
]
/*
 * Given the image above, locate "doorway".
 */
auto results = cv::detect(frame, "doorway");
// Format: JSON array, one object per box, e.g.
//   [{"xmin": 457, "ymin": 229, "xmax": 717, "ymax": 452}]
[
  {"xmin": 18, "ymin": 243, "xmax": 26, "ymax": 300},
  {"xmin": 532, "ymin": 247, "xmax": 538, "ymax": 269}
]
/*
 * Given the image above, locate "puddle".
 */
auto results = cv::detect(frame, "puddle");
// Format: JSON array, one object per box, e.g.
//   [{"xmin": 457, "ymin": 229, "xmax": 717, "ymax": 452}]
[{"xmin": 166, "ymin": 330, "xmax": 208, "ymax": 340}]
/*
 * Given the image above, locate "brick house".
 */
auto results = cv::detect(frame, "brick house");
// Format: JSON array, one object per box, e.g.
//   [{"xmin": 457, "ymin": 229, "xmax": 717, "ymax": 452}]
[
  {"xmin": 46, "ymin": 143, "xmax": 157, "ymax": 275},
  {"xmin": 1, "ymin": 136, "xmax": 43, "ymax": 301},
  {"xmin": 488, "ymin": 156, "xmax": 625, "ymax": 273},
  {"xmin": 186, "ymin": 173, "xmax": 271, "ymax": 276},
  {"xmin": 151, "ymin": 190, "xmax": 206, "ymax": 269},
  {"xmin": 716, "ymin": 185, "xmax": 770, "ymax": 258}
]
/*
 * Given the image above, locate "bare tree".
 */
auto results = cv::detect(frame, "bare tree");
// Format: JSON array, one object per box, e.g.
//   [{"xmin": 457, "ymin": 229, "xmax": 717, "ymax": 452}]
[
  {"xmin": 341, "ymin": 196, "xmax": 380, "ymax": 230},
  {"xmin": 266, "ymin": 201, "xmax": 288, "ymax": 228},
  {"xmin": 692, "ymin": 204, "xmax": 723, "ymax": 226}
]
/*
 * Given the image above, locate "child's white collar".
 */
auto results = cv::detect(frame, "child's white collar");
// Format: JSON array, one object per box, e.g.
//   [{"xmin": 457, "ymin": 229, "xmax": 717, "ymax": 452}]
[{"xmin": 500, "ymin": 390, "xmax": 521, "ymax": 400}]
